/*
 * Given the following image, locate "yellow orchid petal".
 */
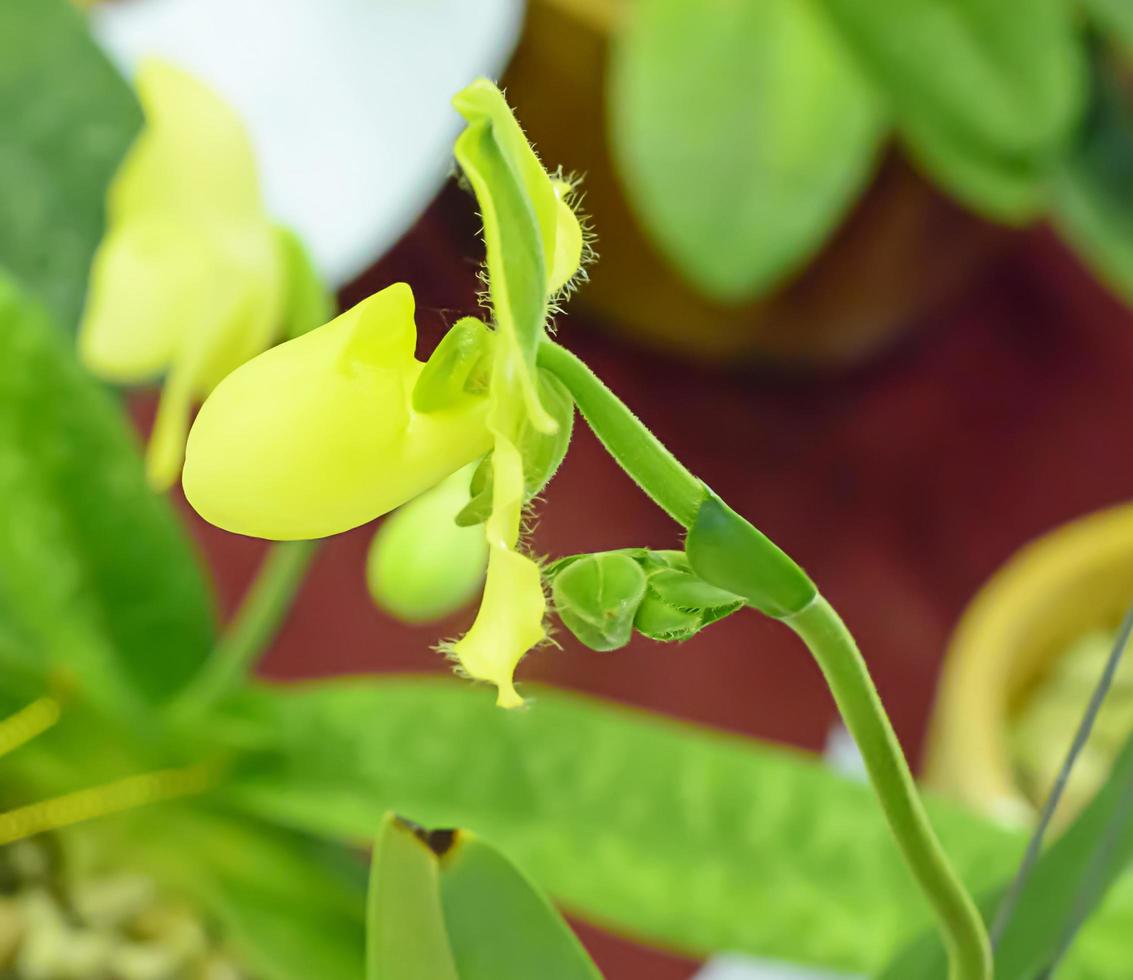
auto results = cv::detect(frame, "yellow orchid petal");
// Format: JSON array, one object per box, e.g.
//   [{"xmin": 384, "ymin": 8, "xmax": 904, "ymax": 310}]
[
  {"xmin": 548, "ymin": 180, "xmax": 584, "ymax": 295},
  {"xmin": 110, "ymin": 59, "xmax": 264, "ymax": 224},
  {"xmin": 183, "ymin": 284, "xmax": 492, "ymax": 541},
  {"xmin": 450, "ymin": 410, "xmax": 545, "ymax": 709}
]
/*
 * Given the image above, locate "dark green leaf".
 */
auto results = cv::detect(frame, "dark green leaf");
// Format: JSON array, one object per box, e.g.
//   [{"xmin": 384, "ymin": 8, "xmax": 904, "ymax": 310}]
[
  {"xmin": 551, "ymin": 552, "xmax": 646, "ymax": 651},
  {"xmin": 1084, "ymin": 0, "xmax": 1133, "ymax": 55},
  {"xmin": 817, "ymin": 0, "xmax": 1085, "ymax": 218},
  {"xmin": 439, "ymin": 833, "xmax": 603, "ymax": 980},
  {"xmin": 0, "ymin": 0, "xmax": 141, "ymax": 328},
  {"xmin": 216, "ymin": 678, "xmax": 1102, "ymax": 974},
  {"xmin": 0, "ymin": 275, "xmax": 215, "ymax": 707},
  {"xmin": 368, "ymin": 814, "xmax": 459, "ymax": 980},
  {"xmin": 455, "ymin": 454, "xmax": 494, "ymax": 528},
  {"xmin": 610, "ymin": 0, "xmax": 884, "ymax": 301},
  {"xmin": 1053, "ymin": 54, "xmax": 1133, "ymax": 303}
]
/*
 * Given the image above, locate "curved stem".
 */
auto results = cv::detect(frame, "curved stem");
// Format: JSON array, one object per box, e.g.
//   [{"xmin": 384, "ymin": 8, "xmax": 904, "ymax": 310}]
[
  {"xmin": 786, "ymin": 598, "xmax": 991, "ymax": 980},
  {"xmin": 174, "ymin": 539, "xmax": 318, "ymax": 718},
  {"xmin": 540, "ymin": 339, "xmax": 991, "ymax": 980},
  {"xmin": 536, "ymin": 341, "xmax": 704, "ymax": 527}
]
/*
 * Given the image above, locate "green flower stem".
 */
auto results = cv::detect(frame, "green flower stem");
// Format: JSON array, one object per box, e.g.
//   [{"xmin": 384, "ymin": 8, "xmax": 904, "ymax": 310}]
[
  {"xmin": 539, "ymin": 339, "xmax": 990, "ymax": 980},
  {"xmin": 174, "ymin": 539, "xmax": 318, "ymax": 717},
  {"xmin": 786, "ymin": 597, "xmax": 991, "ymax": 980},
  {"xmin": 535, "ymin": 341, "xmax": 704, "ymax": 527}
]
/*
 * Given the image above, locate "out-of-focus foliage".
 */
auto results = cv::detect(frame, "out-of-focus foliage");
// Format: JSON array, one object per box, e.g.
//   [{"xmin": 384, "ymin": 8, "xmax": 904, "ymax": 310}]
[
  {"xmin": 1054, "ymin": 53, "xmax": 1133, "ymax": 305},
  {"xmin": 1085, "ymin": 0, "xmax": 1133, "ymax": 55},
  {"xmin": 0, "ymin": 274, "xmax": 214, "ymax": 708},
  {"xmin": 0, "ymin": 0, "xmax": 141, "ymax": 329},
  {"xmin": 610, "ymin": 0, "xmax": 884, "ymax": 301},
  {"xmin": 216, "ymin": 677, "xmax": 1133, "ymax": 976},
  {"xmin": 368, "ymin": 814, "xmax": 602, "ymax": 979}
]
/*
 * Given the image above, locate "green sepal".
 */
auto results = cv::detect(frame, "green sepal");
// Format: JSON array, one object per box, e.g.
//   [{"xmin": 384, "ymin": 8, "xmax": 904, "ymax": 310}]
[
  {"xmin": 453, "ymin": 369, "xmax": 573, "ymax": 527},
  {"xmin": 685, "ymin": 493, "xmax": 816, "ymax": 618},
  {"xmin": 439, "ymin": 833, "xmax": 603, "ymax": 980},
  {"xmin": 632, "ymin": 550, "xmax": 743, "ymax": 642},
  {"xmin": 367, "ymin": 814, "xmax": 460, "ymax": 980},
  {"xmin": 413, "ymin": 317, "xmax": 494, "ymax": 413},
  {"xmin": 552, "ymin": 552, "xmax": 647, "ymax": 651},
  {"xmin": 276, "ymin": 225, "xmax": 335, "ymax": 340}
]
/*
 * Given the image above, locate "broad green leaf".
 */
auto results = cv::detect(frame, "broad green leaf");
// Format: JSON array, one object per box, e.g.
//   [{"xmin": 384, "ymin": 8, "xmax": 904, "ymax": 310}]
[
  {"xmin": 552, "ymin": 552, "xmax": 647, "ymax": 651},
  {"xmin": 0, "ymin": 0, "xmax": 141, "ymax": 328},
  {"xmin": 1053, "ymin": 55, "xmax": 1133, "ymax": 303},
  {"xmin": 0, "ymin": 276, "xmax": 215, "ymax": 706},
  {"xmin": 440, "ymin": 833, "xmax": 603, "ymax": 980},
  {"xmin": 882, "ymin": 727, "xmax": 1133, "ymax": 979},
  {"xmin": 1085, "ymin": 0, "xmax": 1133, "ymax": 55},
  {"xmin": 817, "ymin": 0, "xmax": 1085, "ymax": 218},
  {"xmin": 610, "ymin": 0, "xmax": 884, "ymax": 302},
  {"xmin": 216, "ymin": 678, "xmax": 1073, "ymax": 974},
  {"xmin": 97, "ymin": 804, "xmax": 366, "ymax": 980},
  {"xmin": 368, "ymin": 814, "xmax": 460, "ymax": 980}
]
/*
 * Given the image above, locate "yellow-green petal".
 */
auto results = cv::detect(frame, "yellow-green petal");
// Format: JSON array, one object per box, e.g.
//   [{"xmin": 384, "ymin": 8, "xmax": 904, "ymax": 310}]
[
  {"xmin": 183, "ymin": 284, "xmax": 492, "ymax": 541},
  {"xmin": 367, "ymin": 463, "xmax": 489, "ymax": 623},
  {"xmin": 549, "ymin": 180, "xmax": 584, "ymax": 295}
]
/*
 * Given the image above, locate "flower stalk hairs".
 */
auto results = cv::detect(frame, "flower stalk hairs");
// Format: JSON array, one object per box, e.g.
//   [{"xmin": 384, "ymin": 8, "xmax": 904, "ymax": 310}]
[{"xmin": 183, "ymin": 80, "xmax": 991, "ymax": 978}]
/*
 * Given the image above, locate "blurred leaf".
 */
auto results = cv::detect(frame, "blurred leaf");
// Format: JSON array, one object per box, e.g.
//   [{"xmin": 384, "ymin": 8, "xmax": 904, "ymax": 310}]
[
  {"xmin": 439, "ymin": 832, "xmax": 603, "ymax": 980},
  {"xmin": 1084, "ymin": 0, "xmax": 1133, "ymax": 56},
  {"xmin": 276, "ymin": 226, "xmax": 335, "ymax": 340},
  {"xmin": 0, "ymin": 275, "xmax": 215, "ymax": 707},
  {"xmin": 610, "ymin": 0, "xmax": 884, "ymax": 302},
  {"xmin": 1053, "ymin": 55, "xmax": 1133, "ymax": 303},
  {"xmin": 105, "ymin": 804, "xmax": 366, "ymax": 980},
  {"xmin": 552, "ymin": 552, "xmax": 647, "ymax": 651},
  {"xmin": 817, "ymin": 0, "xmax": 1085, "ymax": 218},
  {"xmin": 368, "ymin": 814, "xmax": 459, "ymax": 980},
  {"xmin": 882, "ymin": 710, "xmax": 1133, "ymax": 978},
  {"xmin": 0, "ymin": 0, "xmax": 141, "ymax": 328},
  {"xmin": 217, "ymin": 678, "xmax": 1074, "ymax": 974}
]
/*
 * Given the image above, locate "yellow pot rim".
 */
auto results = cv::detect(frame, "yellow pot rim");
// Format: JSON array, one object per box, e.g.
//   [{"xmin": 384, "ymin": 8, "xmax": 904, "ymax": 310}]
[{"xmin": 924, "ymin": 501, "xmax": 1133, "ymax": 823}]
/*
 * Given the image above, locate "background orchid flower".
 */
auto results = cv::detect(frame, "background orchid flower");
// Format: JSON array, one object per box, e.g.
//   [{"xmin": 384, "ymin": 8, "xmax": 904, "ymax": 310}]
[{"xmin": 78, "ymin": 59, "xmax": 304, "ymax": 490}]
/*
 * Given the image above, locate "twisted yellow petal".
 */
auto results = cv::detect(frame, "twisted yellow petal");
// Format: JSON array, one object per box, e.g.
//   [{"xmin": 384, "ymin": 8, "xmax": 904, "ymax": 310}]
[{"xmin": 183, "ymin": 284, "xmax": 492, "ymax": 540}]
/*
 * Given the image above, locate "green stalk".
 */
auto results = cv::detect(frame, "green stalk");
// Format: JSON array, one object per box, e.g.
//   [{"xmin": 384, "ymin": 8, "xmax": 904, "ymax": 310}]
[
  {"xmin": 173, "ymin": 539, "xmax": 318, "ymax": 718},
  {"xmin": 538, "ymin": 340, "xmax": 991, "ymax": 980}
]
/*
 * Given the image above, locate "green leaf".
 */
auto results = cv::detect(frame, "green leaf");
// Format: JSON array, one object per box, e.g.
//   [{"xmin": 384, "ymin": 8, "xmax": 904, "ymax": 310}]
[
  {"xmin": 0, "ymin": 275, "xmax": 215, "ymax": 707},
  {"xmin": 414, "ymin": 317, "xmax": 493, "ymax": 413},
  {"xmin": 1084, "ymin": 0, "xmax": 1133, "ymax": 55},
  {"xmin": 276, "ymin": 225, "xmax": 335, "ymax": 340},
  {"xmin": 1053, "ymin": 54, "xmax": 1133, "ymax": 304},
  {"xmin": 0, "ymin": 0, "xmax": 141, "ymax": 328},
  {"xmin": 817, "ymin": 0, "xmax": 1085, "ymax": 218},
  {"xmin": 218, "ymin": 678, "xmax": 1081, "ymax": 974},
  {"xmin": 551, "ymin": 552, "xmax": 647, "ymax": 651},
  {"xmin": 610, "ymin": 0, "xmax": 884, "ymax": 302},
  {"xmin": 439, "ymin": 833, "xmax": 603, "ymax": 980},
  {"xmin": 368, "ymin": 814, "xmax": 460, "ymax": 980}
]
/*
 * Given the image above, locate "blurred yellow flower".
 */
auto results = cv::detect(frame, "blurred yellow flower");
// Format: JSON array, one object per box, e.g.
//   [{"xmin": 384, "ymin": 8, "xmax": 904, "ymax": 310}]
[{"xmin": 79, "ymin": 59, "xmax": 286, "ymax": 490}]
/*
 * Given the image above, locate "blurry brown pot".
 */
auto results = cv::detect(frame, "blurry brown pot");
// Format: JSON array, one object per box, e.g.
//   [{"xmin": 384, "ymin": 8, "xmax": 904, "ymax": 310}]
[{"xmin": 503, "ymin": 0, "xmax": 1012, "ymax": 367}]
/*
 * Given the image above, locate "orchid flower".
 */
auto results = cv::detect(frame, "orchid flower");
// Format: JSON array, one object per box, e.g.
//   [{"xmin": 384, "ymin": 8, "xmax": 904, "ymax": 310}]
[
  {"xmin": 79, "ymin": 60, "xmax": 322, "ymax": 490},
  {"xmin": 183, "ymin": 79, "xmax": 583, "ymax": 706}
]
